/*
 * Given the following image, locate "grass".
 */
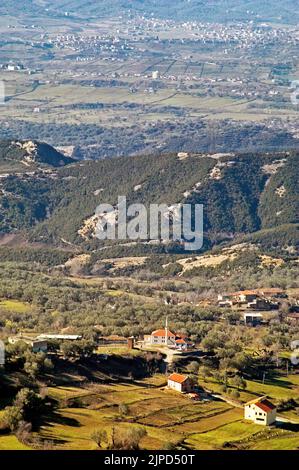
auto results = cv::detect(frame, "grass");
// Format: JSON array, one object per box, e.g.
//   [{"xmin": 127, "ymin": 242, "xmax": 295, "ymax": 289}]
[
  {"xmin": 22, "ymin": 380, "xmax": 243, "ymax": 450},
  {"xmin": 166, "ymin": 407, "xmax": 243, "ymax": 435},
  {"xmin": 96, "ymin": 345, "xmax": 142, "ymax": 356},
  {"xmin": 1, "ymin": 374, "xmax": 299, "ymax": 450},
  {"xmin": 0, "ymin": 435, "xmax": 31, "ymax": 450},
  {"xmin": 0, "ymin": 299, "xmax": 32, "ymax": 313},
  {"xmin": 46, "ymin": 386, "xmax": 94, "ymax": 401},
  {"xmin": 200, "ymin": 373, "xmax": 299, "ymax": 404},
  {"xmin": 185, "ymin": 420, "xmax": 261, "ymax": 450},
  {"xmin": 251, "ymin": 434, "xmax": 299, "ymax": 450}
]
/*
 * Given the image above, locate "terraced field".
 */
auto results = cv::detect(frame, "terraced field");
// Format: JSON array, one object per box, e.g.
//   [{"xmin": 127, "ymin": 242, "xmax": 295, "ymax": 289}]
[{"xmin": 3, "ymin": 377, "xmax": 293, "ymax": 450}]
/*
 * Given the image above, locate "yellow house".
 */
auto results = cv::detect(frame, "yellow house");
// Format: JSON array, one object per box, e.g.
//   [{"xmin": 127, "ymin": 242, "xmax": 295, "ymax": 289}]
[{"xmin": 244, "ymin": 396, "xmax": 276, "ymax": 426}]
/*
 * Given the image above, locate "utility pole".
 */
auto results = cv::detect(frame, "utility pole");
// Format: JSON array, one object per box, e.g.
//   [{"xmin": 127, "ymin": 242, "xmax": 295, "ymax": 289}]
[
  {"xmin": 262, "ymin": 371, "xmax": 266, "ymax": 384},
  {"xmin": 165, "ymin": 315, "xmax": 168, "ymax": 346}
]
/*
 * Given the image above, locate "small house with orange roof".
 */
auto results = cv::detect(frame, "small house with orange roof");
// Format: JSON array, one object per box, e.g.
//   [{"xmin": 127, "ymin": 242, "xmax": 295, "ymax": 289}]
[
  {"xmin": 244, "ymin": 396, "xmax": 276, "ymax": 425},
  {"xmin": 167, "ymin": 373, "xmax": 193, "ymax": 393}
]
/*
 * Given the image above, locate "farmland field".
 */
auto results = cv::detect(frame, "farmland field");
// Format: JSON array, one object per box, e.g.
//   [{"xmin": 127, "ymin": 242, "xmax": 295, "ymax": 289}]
[
  {"xmin": 1, "ymin": 375, "xmax": 298, "ymax": 450},
  {"xmin": 0, "ymin": 11, "xmax": 298, "ymax": 158}
]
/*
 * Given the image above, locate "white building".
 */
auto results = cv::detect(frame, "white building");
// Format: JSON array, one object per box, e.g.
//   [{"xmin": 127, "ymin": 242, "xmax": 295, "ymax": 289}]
[
  {"xmin": 36, "ymin": 334, "xmax": 82, "ymax": 341},
  {"xmin": 244, "ymin": 396, "xmax": 276, "ymax": 425},
  {"xmin": 144, "ymin": 318, "xmax": 176, "ymax": 346},
  {"xmin": 244, "ymin": 312, "xmax": 263, "ymax": 326},
  {"xmin": 167, "ymin": 373, "xmax": 193, "ymax": 393},
  {"xmin": 8, "ymin": 336, "xmax": 47, "ymax": 353}
]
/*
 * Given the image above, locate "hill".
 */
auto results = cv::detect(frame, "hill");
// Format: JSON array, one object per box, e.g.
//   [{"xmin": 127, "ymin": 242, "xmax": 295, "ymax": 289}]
[
  {"xmin": 0, "ymin": 141, "xmax": 298, "ymax": 257},
  {"xmin": 0, "ymin": 140, "xmax": 75, "ymax": 172},
  {"xmin": 1, "ymin": 0, "xmax": 298, "ymax": 24}
]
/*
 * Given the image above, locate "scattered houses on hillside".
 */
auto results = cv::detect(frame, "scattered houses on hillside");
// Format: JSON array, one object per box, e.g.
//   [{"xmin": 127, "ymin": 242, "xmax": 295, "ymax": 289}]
[
  {"xmin": 244, "ymin": 396, "xmax": 277, "ymax": 426},
  {"xmin": 218, "ymin": 288, "xmax": 287, "ymax": 311}
]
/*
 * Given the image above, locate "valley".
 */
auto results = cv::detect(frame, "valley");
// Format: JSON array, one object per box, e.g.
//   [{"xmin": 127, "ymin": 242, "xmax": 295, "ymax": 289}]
[
  {"xmin": 0, "ymin": 0, "xmax": 298, "ymax": 455},
  {"xmin": 0, "ymin": 4, "xmax": 298, "ymax": 158}
]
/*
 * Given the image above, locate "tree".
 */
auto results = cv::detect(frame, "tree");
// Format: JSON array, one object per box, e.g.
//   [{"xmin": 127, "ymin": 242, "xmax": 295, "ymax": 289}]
[
  {"xmin": 119, "ymin": 403, "xmax": 129, "ymax": 417},
  {"xmin": 1, "ymin": 406, "xmax": 23, "ymax": 431},
  {"xmin": 14, "ymin": 388, "xmax": 44, "ymax": 422},
  {"xmin": 16, "ymin": 421, "xmax": 32, "ymax": 444},
  {"xmin": 187, "ymin": 361, "xmax": 200, "ymax": 374},
  {"xmin": 112, "ymin": 426, "xmax": 147, "ymax": 450},
  {"xmin": 199, "ymin": 366, "xmax": 212, "ymax": 382},
  {"xmin": 230, "ymin": 389, "xmax": 240, "ymax": 399},
  {"xmin": 23, "ymin": 360, "xmax": 40, "ymax": 379},
  {"xmin": 91, "ymin": 429, "xmax": 108, "ymax": 449}
]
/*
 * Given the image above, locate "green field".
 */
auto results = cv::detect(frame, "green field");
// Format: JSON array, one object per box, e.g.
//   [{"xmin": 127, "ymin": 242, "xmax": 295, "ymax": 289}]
[
  {"xmin": 0, "ymin": 299, "xmax": 32, "ymax": 313},
  {"xmin": 1, "ymin": 374, "xmax": 298, "ymax": 450},
  {"xmin": 200, "ymin": 373, "xmax": 299, "ymax": 405},
  {"xmin": 0, "ymin": 435, "xmax": 31, "ymax": 450}
]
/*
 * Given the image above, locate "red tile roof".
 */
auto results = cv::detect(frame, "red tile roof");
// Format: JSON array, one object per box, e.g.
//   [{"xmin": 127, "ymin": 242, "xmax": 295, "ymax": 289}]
[
  {"xmin": 259, "ymin": 288, "xmax": 284, "ymax": 294},
  {"xmin": 231, "ymin": 290, "xmax": 259, "ymax": 296},
  {"xmin": 168, "ymin": 373, "xmax": 189, "ymax": 384},
  {"xmin": 246, "ymin": 396, "xmax": 276, "ymax": 413},
  {"xmin": 255, "ymin": 399, "xmax": 276, "ymax": 413},
  {"xmin": 152, "ymin": 329, "xmax": 175, "ymax": 337}
]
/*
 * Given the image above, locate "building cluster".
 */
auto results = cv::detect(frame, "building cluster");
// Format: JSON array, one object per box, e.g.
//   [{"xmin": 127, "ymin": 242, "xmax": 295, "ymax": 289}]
[
  {"xmin": 49, "ymin": 33, "xmax": 134, "ymax": 59},
  {"xmin": 0, "ymin": 62, "xmax": 25, "ymax": 71},
  {"xmin": 218, "ymin": 288, "xmax": 287, "ymax": 310},
  {"xmin": 144, "ymin": 320, "xmax": 194, "ymax": 351}
]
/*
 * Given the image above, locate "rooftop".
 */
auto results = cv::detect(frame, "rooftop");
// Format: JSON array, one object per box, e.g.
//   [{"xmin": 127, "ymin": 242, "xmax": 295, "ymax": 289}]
[
  {"xmin": 151, "ymin": 329, "xmax": 175, "ymax": 337},
  {"xmin": 245, "ymin": 396, "xmax": 276, "ymax": 413},
  {"xmin": 168, "ymin": 373, "xmax": 189, "ymax": 384}
]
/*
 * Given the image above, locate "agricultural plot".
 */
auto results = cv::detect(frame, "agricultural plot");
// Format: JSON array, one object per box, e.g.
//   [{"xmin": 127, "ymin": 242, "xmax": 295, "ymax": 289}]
[
  {"xmin": 0, "ymin": 299, "xmax": 32, "ymax": 313},
  {"xmin": 0, "ymin": 380, "xmax": 255, "ymax": 450},
  {"xmin": 185, "ymin": 421, "xmax": 264, "ymax": 449}
]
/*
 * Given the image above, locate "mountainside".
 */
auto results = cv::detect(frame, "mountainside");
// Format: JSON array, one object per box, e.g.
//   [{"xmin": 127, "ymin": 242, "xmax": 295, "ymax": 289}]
[
  {"xmin": 0, "ymin": 141, "xmax": 298, "ymax": 257},
  {"xmin": 0, "ymin": 140, "xmax": 75, "ymax": 172},
  {"xmin": 1, "ymin": 0, "xmax": 298, "ymax": 24}
]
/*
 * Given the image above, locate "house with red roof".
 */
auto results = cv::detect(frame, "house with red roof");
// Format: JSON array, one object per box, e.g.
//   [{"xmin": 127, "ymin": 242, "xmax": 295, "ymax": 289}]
[
  {"xmin": 175, "ymin": 337, "xmax": 194, "ymax": 351},
  {"xmin": 167, "ymin": 373, "xmax": 193, "ymax": 393},
  {"xmin": 147, "ymin": 328, "xmax": 176, "ymax": 346},
  {"xmin": 244, "ymin": 396, "xmax": 276, "ymax": 425},
  {"xmin": 144, "ymin": 318, "xmax": 194, "ymax": 349}
]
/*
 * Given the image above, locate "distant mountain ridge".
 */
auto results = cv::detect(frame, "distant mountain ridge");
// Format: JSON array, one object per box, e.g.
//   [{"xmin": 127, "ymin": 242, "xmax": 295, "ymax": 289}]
[
  {"xmin": 1, "ymin": 0, "xmax": 298, "ymax": 24},
  {"xmin": 0, "ymin": 140, "xmax": 298, "ymax": 256}
]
